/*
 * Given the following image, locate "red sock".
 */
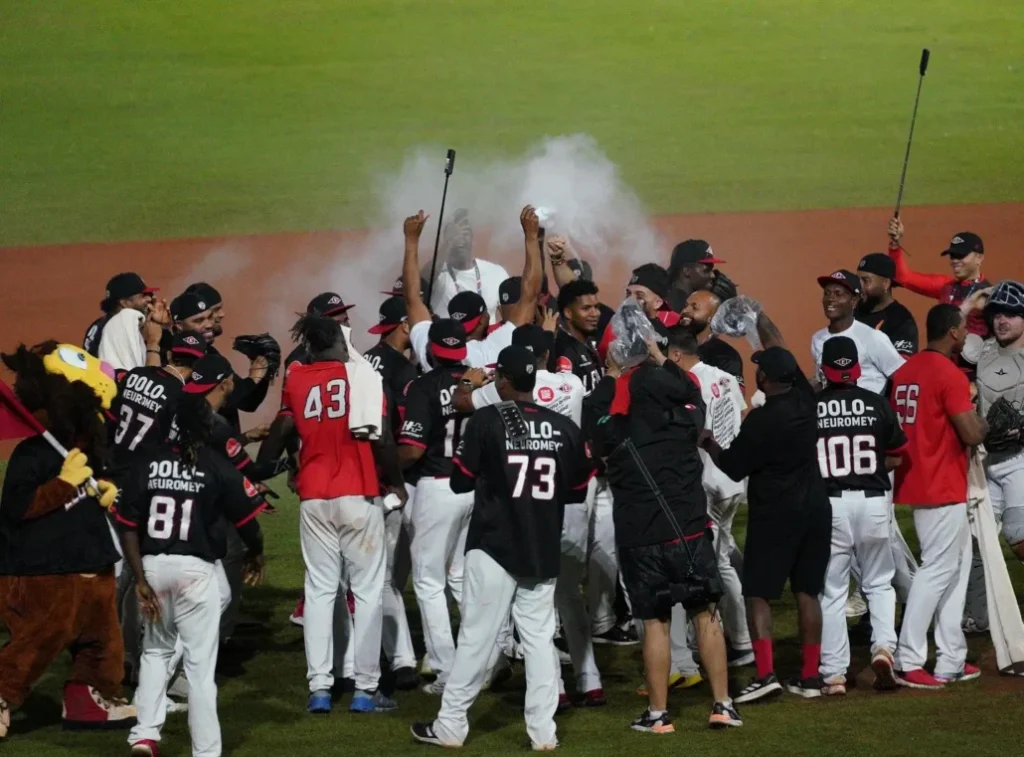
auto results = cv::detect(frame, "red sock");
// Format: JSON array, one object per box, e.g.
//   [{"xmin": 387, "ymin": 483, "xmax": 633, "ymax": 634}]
[
  {"xmin": 802, "ymin": 644, "xmax": 821, "ymax": 680},
  {"xmin": 752, "ymin": 638, "xmax": 774, "ymax": 678}
]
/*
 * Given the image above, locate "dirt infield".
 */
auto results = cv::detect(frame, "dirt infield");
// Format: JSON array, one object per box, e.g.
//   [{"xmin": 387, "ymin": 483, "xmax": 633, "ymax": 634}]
[{"xmin": 1, "ymin": 202, "xmax": 1019, "ymax": 432}]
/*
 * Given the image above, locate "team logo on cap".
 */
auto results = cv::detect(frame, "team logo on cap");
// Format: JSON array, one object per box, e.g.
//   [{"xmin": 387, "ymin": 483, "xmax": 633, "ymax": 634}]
[
  {"xmin": 526, "ymin": 364, "xmax": 534, "ymax": 374},
  {"xmin": 706, "ymin": 246, "xmax": 715, "ymax": 257},
  {"xmin": 501, "ymin": 292, "xmax": 509, "ymax": 302},
  {"xmin": 833, "ymin": 357, "xmax": 853, "ymax": 367},
  {"xmin": 859, "ymin": 258, "xmax": 868, "ymax": 268},
  {"xmin": 104, "ymin": 289, "xmax": 111, "ymax": 299},
  {"xmin": 451, "ymin": 311, "xmax": 466, "ymax": 320},
  {"xmin": 830, "ymin": 272, "xmax": 844, "ymax": 280},
  {"xmin": 191, "ymin": 371, "xmax": 202, "ymax": 381},
  {"xmin": 184, "ymin": 335, "xmax": 200, "ymax": 346},
  {"xmin": 378, "ymin": 313, "xmax": 386, "ymax": 322},
  {"xmin": 197, "ymin": 301, "xmax": 207, "ymax": 309},
  {"xmin": 951, "ymin": 236, "xmax": 964, "ymax": 245},
  {"xmin": 629, "ymin": 274, "xmax": 639, "ymax": 284},
  {"xmin": 328, "ymin": 295, "xmax": 342, "ymax": 305},
  {"xmin": 538, "ymin": 386, "xmax": 554, "ymax": 402},
  {"xmin": 442, "ymin": 336, "xmax": 460, "ymax": 347}
]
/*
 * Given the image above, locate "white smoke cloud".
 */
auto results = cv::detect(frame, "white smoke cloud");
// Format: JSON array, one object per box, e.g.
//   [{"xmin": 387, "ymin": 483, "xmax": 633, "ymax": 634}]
[{"xmin": 166, "ymin": 243, "xmax": 252, "ymax": 296}]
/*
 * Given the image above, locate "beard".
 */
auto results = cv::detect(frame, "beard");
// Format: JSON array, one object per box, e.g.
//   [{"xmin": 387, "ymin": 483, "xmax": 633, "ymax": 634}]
[
  {"xmin": 857, "ymin": 296, "xmax": 882, "ymax": 314},
  {"xmin": 685, "ymin": 317, "xmax": 708, "ymax": 335}
]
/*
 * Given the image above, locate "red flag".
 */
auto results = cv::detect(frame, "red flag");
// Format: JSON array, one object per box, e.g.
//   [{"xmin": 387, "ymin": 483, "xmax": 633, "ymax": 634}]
[{"xmin": 0, "ymin": 379, "xmax": 45, "ymax": 441}]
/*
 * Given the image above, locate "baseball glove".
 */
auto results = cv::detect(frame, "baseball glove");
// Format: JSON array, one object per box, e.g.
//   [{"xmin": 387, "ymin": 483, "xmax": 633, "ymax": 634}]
[
  {"xmin": 985, "ymin": 397, "xmax": 1024, "ymax": 450},
  {"xmin": 233, "ymin": 333, "xmax": 282, "ymax": 380},
  {"xmin": 709, "ymin": 270, "xmax": 738, "ymax": 302}
]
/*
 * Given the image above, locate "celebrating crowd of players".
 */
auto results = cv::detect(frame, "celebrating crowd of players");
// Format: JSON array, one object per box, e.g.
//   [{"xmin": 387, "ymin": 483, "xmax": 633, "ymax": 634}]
[{"xmin": 3, "ymin": 205, "xmax": 1022, "ymax": 754}]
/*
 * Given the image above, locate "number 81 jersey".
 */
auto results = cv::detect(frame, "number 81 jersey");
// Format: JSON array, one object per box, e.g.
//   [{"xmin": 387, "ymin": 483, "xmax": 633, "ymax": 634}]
[
  {"xmin": 398, "ymin": 365, "xmax": 472, "ymax": 483},
  {"xmin": 816, "ymin": 384, "xmax": 907, "ymax": 494}
]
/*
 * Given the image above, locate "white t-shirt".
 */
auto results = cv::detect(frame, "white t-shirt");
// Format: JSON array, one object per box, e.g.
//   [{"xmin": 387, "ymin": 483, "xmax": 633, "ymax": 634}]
[
  {"xmin": 472, "ymin": 369, "xmax": 584, "ymax": 426},
  {"xmin": 811, "ymin": 320, "xmax": 905, "ymax": 395},
  {"xmin": 691, "ymin": 361, "xmax": 747, "ymax": 501},
  {"xmin": 430, "ymin": 259, "xmax": 510, "ymax": 322},
  {"xmin": 410, "ymin": 320, "xmax": 515, "ymax": 371}
]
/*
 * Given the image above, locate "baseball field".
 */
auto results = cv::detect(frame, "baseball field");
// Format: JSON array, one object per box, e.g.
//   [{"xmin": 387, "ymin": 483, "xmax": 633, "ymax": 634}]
[{"xmin": 1, "ymin": 0, "xmax": 1023, "ymax": 754}]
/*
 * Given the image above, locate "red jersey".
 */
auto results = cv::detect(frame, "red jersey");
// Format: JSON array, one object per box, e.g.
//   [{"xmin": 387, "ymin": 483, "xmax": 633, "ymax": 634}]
[
  {"xmin": 597, "ymin": 308, "xmax": 681, "ymax": 363},
  {"xmin": 887, "ymin": 246, "xmax": 989, "ymax": 338},
  {"xmin": 280, "ymin": 361, "xmax": 379, "ymax": 501},
  {"xmin": 889, "ymin": 350, "xmax": 975, "ymax": 506}
]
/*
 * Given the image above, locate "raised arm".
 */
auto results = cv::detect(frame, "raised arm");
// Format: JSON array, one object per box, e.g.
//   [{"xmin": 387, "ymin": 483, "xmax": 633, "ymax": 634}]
[
  {"xmin": 506, "ymin": 206, "xmax": 544, "ymax": 327},
  {"xmin": 403, "ymin": 211, "xmax": 432, "ymax": 327},
  {"xmin": 755, "ymin": 310, "xmax": 787, "ymax": 350},
  {"xmin": 886, "ymin": 217, "xmax": 951, "ymax": 300}
]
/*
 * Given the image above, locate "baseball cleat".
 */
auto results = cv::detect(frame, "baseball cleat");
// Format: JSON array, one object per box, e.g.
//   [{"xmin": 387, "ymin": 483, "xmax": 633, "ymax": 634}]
[
  {"xmin": 871, "ymin": 649, "xmax": 899, "ymax": 691},
  {"xmin": 556, "ymin": 694, "xmax": 572, "ymax": 713},
  {"xmin": 631, "ymin": 709, "xmax": 675, "ymax": 734},
  {"xmin": 728, "ymin": 647, "xmax": 756, "ymax": 668},
  {"xmin": 307, "ymin": 690, "xmax": 332, "ymax": 714},
  {"xmin": 289, "ymin": 597, "xmax": 305, "ymax": 627},
  {"xmin": 419, "ymin": 655, "xmax": 435, "ymax": 678},
  {"xmin": 393, "ymin": 667, "xmax": 422, "ymax": 691},
  {"xmin": 734, "ymin": 673, "xmax": 782, "ymax": 704},
  {"xmin": 593, "ymin": 625, "xmax": 638, "ymax": 646},
  {"xmin": 578, "ymin": 688, "xmax": 607, "ymax": 707},
  {"xmin": 786, "ymin": 676, "xmax": 823, "ymax": 698},
  {"xmin": 895, "ymin": 669, "xmax": 945, "ymax": 690},
  {"xmin": 130, "ymin": 739, "xmax": 159, "ymax": 757},
  {"xmin": 935, "ymin": 663, "xmax": 981, "ymax": 684},
  {"xmin": 411, "ymin": 722, "xmax": 460, "ymax": 748},
  {"xmin": 636, "ymin": 671, "xmax": 702, "ymax": 696},
  {"xmin": 845, "ymin": 591, "xmax": 868, "ymax": 618},
  {"xmin": 708, "ymin": 700, "xmax": 743, "ymax": 729},
  {"xmin": 531, "ymin": 742, "xmax": 558, "ymax": 751},
  {"xmin": 556, "ymin": 647, "xmax": 572, "ymax": 666},
  {"xmin": 961, "ymin": 617, "xmax": 989, "ymax": 635},
  {"xmin": 350, "ymin": 689, "xmax": 398, "ymax": 713},
  {"xmin": 822, "ymin": 675, "xmax": 847, "ymax": 696},
  {"xmin": 421, "ymin": 680, "xmax": 445, "ymax": 696},
  {"xmin": 165, "ymin": 698, "xmax": 189, "ymax": 715}
]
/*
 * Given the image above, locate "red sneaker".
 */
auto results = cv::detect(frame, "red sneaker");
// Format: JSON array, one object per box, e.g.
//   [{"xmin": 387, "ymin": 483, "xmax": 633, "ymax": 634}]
[
  {"xmin": 895, "ymin": 669, "xmax": 944, "ymax": 690},
  {"xmin": 62, "ymin": 683, "xmax": 137, "ymax": 730},
  {"xmin": 936, "ymin": 663, "xmax": 981, "ymax": 684},
  {"xmin": 130, "ymin": 739, "xmax": 160, "ymax": 757},
  {"xmin": 579, "ymin": 688, "xmax": 607, "ymax": 707},
  {"xmin": 556, "ymin": 694, "xmax": 571, "ymax": 713},
  {"xmin": 289, "ymin": 597, "xmax": 305, "ymax": 627}
]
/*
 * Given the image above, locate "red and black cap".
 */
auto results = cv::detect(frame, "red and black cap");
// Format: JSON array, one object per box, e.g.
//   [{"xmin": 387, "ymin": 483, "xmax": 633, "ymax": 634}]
[
  {"xmin": 448, "ymin": 291, "xmax": 486, "ymax": 333},
  {"xmin": 942, "ymin": 232, "xmax": 984, "ymax": 259},
  {"xmin": 428, "ymin": 319, "xmax": 468, "ymax": 362},
  {"xmin": 104, "ymin": 272, "xmax": 158, "ymax": 304},
  {"xmin": 171, "ymin": 292, "xmax": 212, "ymax": 322},
  {"xmin": 670, "ymin": 239, "xmax": 726, "ymax": 268},
  {"xmin": 170, "ymin": 330, "xmax": 207, "ymax": 359},
  {"xmin": 817, "ymin": 269, "xmax": 862, "ymax": 297},
  {"xmin": 184, "ymin": 282, "xmax": 222, "ymax": 308},
  {"xmin": 628, "ymin": 263, "xmax": 670, "ymax": 299},
  {"xmin": 496, "ymin": 345, "xmax": 537, "ymax": 392},
  {"xmin": 368, "ymin": 296, "xmax": 408, "ymax": 335},
  {"xmin": 821, "ymin": 336, "xmax": 862, "ymax": 384},
  {"xmin": 751, "ymin": 346, "xmax": 799, "ymax": 383},
  {"xmin": 307, "ymin": 292, "xmax": 354, "ymax": 317},
  {"xmin": 857, "ymin": 253, "xmax": 899, "ymax": 284},
  {"xmin": 382, "ymin": 274, "xmax": 429, "ymax": 297},
  {"xmin": 183, "ymin": 354, "xmax": 233, "ymax": 394},
  {"xmin": 499, "ymin": 276, "xmax": 522, "ymax": 306}
]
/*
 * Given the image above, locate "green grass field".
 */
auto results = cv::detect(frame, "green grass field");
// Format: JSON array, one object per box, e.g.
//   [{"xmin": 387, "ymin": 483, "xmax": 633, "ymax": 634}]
[
  {"xmin": 1, "ymin": 1, "xmax": 1022, "ymax": 246},
  {"xmin": 2, "ymin": 460, "xmax": 1023, "ymax": 756}
]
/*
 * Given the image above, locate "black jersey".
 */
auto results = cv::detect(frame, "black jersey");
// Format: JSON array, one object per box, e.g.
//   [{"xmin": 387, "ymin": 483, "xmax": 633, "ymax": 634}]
[
  {"xmin": 451, "ymin": 401, "xmax": 592, "ymax": 578},
  {"xmin": 698, "ymin": 335, "xmax": 744, "ymax": 388},
  {"xmin": 550, "ymin": 327, "xmax": 604, "ymax": 396},
  {"xmin": 363, "ymin": 342, "xmax": 418, "ymax": 433},
  {"xmin": 856, "ymin": 301, "xmax": 919, "ymax": 357},
  {"xmin": 111, "ymin": 367, "xmax": 185, "ymax": 459},
  {"xmin": 398, "ymin": 365, "xmax": 471, "ymax": 481},
  {"xmin": 115, "ymin": 445, "xmax": 266, "ymax": 563},
  {"xmin": 83, "ymin": 314, "xmax": 111, "ymax": 357},
  {"xmin": 816, "ymin": 384, "xmax": 907, "ymax": 494}
]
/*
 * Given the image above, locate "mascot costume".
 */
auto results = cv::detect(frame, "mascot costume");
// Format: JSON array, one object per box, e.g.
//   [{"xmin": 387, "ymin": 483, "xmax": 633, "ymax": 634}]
[{"xmin": 0, "ymin": 342, "xmax": 135, "ymax": 738}]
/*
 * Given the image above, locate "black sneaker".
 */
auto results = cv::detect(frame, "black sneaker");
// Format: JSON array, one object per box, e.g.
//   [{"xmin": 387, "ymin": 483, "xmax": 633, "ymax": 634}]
[
  {"xmin": 786, "ymin": 676, "xmax": 823, "ymax": 698},
  {"xmin": 393, "ymin": 667, "xmax": 421, "ymax": 691},
  {"xmin": 411, "ymin": 722, "xmax": 447, "ymax": 747},
  {"xmin": 734, "ymin": 673, "xmax": 783, "ymax": 704},
  {"xmin": 593, "ymin": 625, "xmax": 639, "ymax": 646},
  {"xmin": 708, "ymin": 701, "xmax": 743, "ymax": 729},
  {"xmin": 727, "ymin": 646, "xmax": 755, "ymax": 668},
  {"xmin": 630, "ymin": 709, "xmax": 675, "ymax": 734}
]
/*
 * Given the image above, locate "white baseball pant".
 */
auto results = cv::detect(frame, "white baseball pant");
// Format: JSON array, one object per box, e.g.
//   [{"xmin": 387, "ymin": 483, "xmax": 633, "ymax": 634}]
[
  {"xmin": 554, "ymin": 502, "xmax": 602, "ymax": 695},
  {"xmin": 708, "ymin": 493, "xmax": 750, "ymax": 649},
  {"xmin": 409, "ymin": 477, "xmax": 473, "ymax": 684},
  {"xmin": 587, "ymin": 478, "xmax": 618, "ymax": 635},
  {"xmin": 434, "ymin": 549, "xmax": 558, "ymax": 748},
  {"xmin": 820, "ymin": 491, "xmax": 898, "ymax": 679},
  {"xmin": 162, "ymin": 561, "xmax": 232, "ymax": 699},
  {"xmin": 383, "ymin": 508, "xmax": 417, "ymax": 670},
  {"xmin": 332, "ymin": 566, "xmax": 355, "ymax": 681},
  {"xmin": 895, "ymin": 503, "xmax": 971, "ymax": 676},
  {"xmin": 300, "ymin": 496, "xmax": 385, "ymax": 694},
  {"xmin": 129, "ymin": 555, "xmax": 222, "ymax": 757}
]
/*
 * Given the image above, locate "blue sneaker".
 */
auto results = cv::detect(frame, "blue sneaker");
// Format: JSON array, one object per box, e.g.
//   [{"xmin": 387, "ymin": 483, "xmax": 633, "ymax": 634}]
[
  {"xmin": 350, "ymin": 689, "xmax": 398, "ymax": 713},
  {"xmin": 307, "ymin": 690, "xmax": 332, "ymax": 714}
]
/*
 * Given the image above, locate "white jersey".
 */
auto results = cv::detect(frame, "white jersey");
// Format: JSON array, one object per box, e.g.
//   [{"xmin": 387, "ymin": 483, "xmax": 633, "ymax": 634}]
[
  {"xmin": 471, "ymin": 369, "xmax": 584, "ymax": 426},
  {"xmin": 811, "ymin": 320, "xmax": 905, "ymax": 395},
  {"xmin": 691, "ymin": 361, "xmax": 747, "ymax": 500},
  {"xmin": 410, "ymin": 320, "xmax": 514, "ymax": 371},
  {"xmin": 430, "ymin": 258, "xmax": 510, "ymax": 323}
]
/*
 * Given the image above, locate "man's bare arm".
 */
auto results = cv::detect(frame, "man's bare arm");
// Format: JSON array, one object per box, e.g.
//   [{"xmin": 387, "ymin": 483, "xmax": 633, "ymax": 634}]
[
  {"xmin": 951, "ymin": 411, "xmax": 989, "ymax": 448},
  {"xmin": 256, "ymin": 414, "xmax": 295, "ymax": 465},
  {"xmin": 403, "ymin": 211, "xmax": 432, "ymax": 326},
  {"xmin": 755, "ymin": 311, "xmax": 787, "ymax": 350},
  {"xmin": 546, "ymin": 236, "xmax": 578, "ymax": 290},
  {"xmin": 507, "ymin": 206, "xmax": 543, "ymax": 327}
]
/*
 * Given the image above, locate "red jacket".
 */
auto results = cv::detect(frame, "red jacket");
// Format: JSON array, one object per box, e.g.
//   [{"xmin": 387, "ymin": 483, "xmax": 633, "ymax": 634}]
[{"xmin": 887, "ymin": 245, "xmax": 989, "ymax": 337}]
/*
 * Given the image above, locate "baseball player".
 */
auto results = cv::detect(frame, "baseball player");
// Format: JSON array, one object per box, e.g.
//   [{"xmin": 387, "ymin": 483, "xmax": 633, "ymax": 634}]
[
  {"xmin": 84, "ymin": 273, "xmax": 159, "ymax": 358},
  {"xmin": 428, "ymin": 208, "xmax": 511, "ymax": 322},
  {"xmin": 890, "ymin": 304, "xmax": 988, "ymax": 688},
  {"xmin": 596, "ymin": 263, "xmax": 680, "ymax": 362},
  {"xmin": 679, "ymin": 290, "xmax": 745, "ymax": 387},
  {"xmin": 666, "ymin": 239, "xmax": 738, "ymax": 312},
  {"xmin": 410, "ymin": 345, "xmax": 591, "ymax": 749},
  {"xmin": 855, "ymin": 253, "xmax": 919, "ymax": 357},
  {"xmin": 815, "ymin": 337, "xmax": 908, "ymax": 695},
  {"xmin": 114, "ymin": 393, "xmax": 267, "ymax": 757},
  {"xmin": 259, "ymin": 313, "xmax": 407, "ymax": 713},
  {"xmin": 284, "ymin": 292, "xmax": 356, "ymax": 370}
]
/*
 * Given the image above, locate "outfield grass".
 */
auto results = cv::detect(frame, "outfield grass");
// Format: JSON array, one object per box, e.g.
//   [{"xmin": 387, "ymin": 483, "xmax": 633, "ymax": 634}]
[
  {"xmin": 2, "ymin": 461, "xmax": 1023, "ymax": 756},
  {"xmin": 1, "ymin": 1, "xmax": 1021, "ymax": 246}
]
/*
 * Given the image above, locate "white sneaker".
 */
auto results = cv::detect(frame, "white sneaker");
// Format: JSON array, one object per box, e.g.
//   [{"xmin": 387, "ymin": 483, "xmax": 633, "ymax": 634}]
[
  {"xmin": 421, "ymin": 680, "xmax": 445, "ymax": 696},
  {"xmin": 166, "ymin": 699, "xmax": 189, "ymax": 715},
  {"xmin": 822, "ymin": 675, "xmax": 846, "ymax": 696},
  {"xmin": 418, "ymin": 655, "xmax": 434, "ymax": 677},
  {"xmin": 845, "ymin": 591, "xmax": 868, "ymax": 618}
]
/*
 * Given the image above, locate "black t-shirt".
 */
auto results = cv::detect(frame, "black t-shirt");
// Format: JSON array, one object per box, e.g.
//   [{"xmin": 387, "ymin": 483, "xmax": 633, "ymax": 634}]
[
  {"xmin": 550, "ymin": 327, "xmax": 604, "ymax": 396},
  {"xmin": 364, "ymin": 342, "xmax": 419, "ymax": 433},
  {"xmin": 208, "ymin": 345, "xmax": 270, "ymax": 432},
  {"xmin": 816, "ymin": 384, "xmax": 907, "ymax": 494},
  {"xmin": 451, "ymin": 401, "xmax": 591, "ymax": 578},
  {"xmin": 397, "ymin": 364, "xmax": 471, "ymax": 481},
  {"xmin": 115, "ymin": 445, "xmax": 265, "ymax": 563},
  {"xmin": 83, "ymin": 314, "xmax": 111, "ymax": 357},
  {"xmin": 698, "ymin": 336, "xmax": 744, "ymax": 388},
  {"xmin": 856, "ymin": 300, "xmax": 919, "ymax": 357},
  {"xmin": 111, "ymin": 367, "xmax": 185, "ymax": 462}
]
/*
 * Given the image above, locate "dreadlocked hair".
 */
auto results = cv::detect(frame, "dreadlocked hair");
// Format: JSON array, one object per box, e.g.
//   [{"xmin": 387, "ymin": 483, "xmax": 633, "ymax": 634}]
[
  {"xmin": 291, "ymin": 312, "xmax": 342, "ymax": 354},
  {"xmin": 174, "ymin": 393, "xmax": 214, "ymax": 467},
  {"xmin": 0, "ymin": 342, "xmax": 110, "ymax": 468}
]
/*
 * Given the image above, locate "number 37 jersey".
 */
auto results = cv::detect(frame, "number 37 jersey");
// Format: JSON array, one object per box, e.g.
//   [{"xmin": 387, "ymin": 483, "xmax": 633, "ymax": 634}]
[
  {"xmin": 398, "ymin": 365, "xmax": 472, "ymax": 482},
  {"xmin": 816, "ymin": 384, "xmax": 907, "ymax": 494}
]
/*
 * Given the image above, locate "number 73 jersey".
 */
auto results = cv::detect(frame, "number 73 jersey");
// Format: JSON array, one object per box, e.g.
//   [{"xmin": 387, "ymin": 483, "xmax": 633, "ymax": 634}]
[
  {"xmin": 816, "ymin": 384, "xmax": 907, "ymax": 494},
  {"xmin": 398, "ymin": 365, "xmax": 473, "ymax": 482}
]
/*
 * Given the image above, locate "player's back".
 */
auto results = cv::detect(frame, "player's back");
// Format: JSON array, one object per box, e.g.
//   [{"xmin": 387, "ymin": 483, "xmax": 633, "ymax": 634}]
[
  {"xmin": 399, "ymin": 364, "xmax": 471, "ymax": 481},
  {"xmin": 111, "ymin": 366, "xmax": 184, "ymax": 460},
  {"xmin": 281, "ymin": 361, "xmax": 379, "ymax": 500},
  {"xmin": 816, "ymin": 383, "xmax": 900, "ymax": 494}
]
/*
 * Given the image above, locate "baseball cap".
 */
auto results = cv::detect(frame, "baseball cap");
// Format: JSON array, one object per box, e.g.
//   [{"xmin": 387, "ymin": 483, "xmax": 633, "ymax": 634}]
[
  {"xmin": 368, "ymin": 296, "xmax": 408, "ymax": 335},
  {"xmin": 171, "ymin": 292, "xmax": 212, "ymax": 322},
  {"xmin": 307, "ymin": 292, "xmax": 354, "ymax": 317},
  {"xmin": 511, "ymin": 324, "xmax": 552, "ymax": 356},
  {"xmin": 821, "ymin": 336, "xmax": 862, "ymax": 384},
  {"xmin": 499, "ymin": 276, "xmax": 522, "ymax": 306},
  {"xmin": 628, "ymin": 263, "xmax": 670, "ymax": 299},
  {"xmin": 857, "ymin": 253, "xmax": 899, "ymax": 284},
  {"xmin": 751, "ymin": 346, "xmax": 799, "ymax": 383},
  {"xmin": 170, "ymin": 330, "xmax": 207, "ymax": 359},
  {"xmin": 496, "ymin": 345, "xmax": 537, "ymax": 392},
  {"xmin": 448, "ymin": 291, "xmax": 486, "ymax": 333},
  {"xmin": 942, "ymin": 232, "xmax": 984, "ymax": 259},
  {"xmin": 817, "ymin": 269, "xmax": 863, "ymax": 297},
  {"xmin": 670, "ymin": 239, "xmax": 726, "ymax": 268},
  {"xmin": 104, "ymin": 273, "xmax": 158, "ymax": 304},
  {"xmin": 185, "ymin": 282, "xmax": 222, "ymax": 308},
  {"xmin": 183, "ymin": 354, "xmax": 233, "ymax": 394},
  {"xmin": 428, "ymin": 319, "xmax": 467, "ymax": 362},
  {"xmin": 382, "ymin": 274, "xmax": 428, "ymax": 297}
]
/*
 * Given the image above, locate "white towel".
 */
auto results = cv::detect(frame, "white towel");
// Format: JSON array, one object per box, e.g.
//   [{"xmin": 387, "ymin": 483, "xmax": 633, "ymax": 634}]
[
  {"xmin": 342, "ymin": 325, "xmax": 384, "ymax": 440},
  {"xmin": 98, "ymin": 309, "xmax": 146, "ymax": 372},
  {"xmin": 967, "ymin": 449, "xmax": 1024, "ymax": 675}
]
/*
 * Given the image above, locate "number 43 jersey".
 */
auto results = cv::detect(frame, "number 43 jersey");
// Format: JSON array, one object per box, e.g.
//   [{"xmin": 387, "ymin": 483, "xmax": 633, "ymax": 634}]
[
  {"xmin": 398, "ymin": 365, "xmax": 472, "ymax": 483},
  {"xmin": 816, "ymin": 384, "xmax": 907, "ymax": 495},
  {"xmin": 114, "ymin": 445, "xmax": 266, "ymax": 562}
]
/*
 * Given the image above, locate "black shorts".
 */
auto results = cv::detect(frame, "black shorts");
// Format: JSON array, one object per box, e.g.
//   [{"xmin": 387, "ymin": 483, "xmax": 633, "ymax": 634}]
[
  {"xmin": 619, "ymin": 532, "xmax": 723, "ymax": 621},
  {"xmin": 742, "ymin": 503, "xmax": 831, "ymax": 600}
]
